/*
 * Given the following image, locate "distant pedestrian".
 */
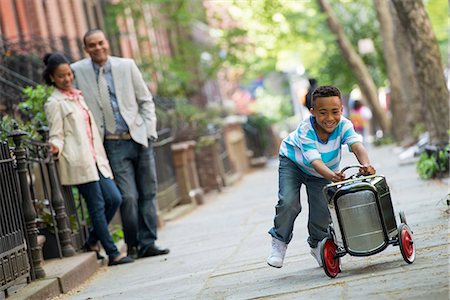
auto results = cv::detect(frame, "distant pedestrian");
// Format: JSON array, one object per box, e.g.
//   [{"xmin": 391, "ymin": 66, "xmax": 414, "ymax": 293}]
[
  {"xmin": 71, "ymin": 29, "xmax": 169, "ymax": 259},
  {"xmin": 267, "ymin": 85, "xmax": 375, "ymax": 268},
  {"xmin": 349, "ymin": 100, "xmax": 372, "ymax": 145},
  {"xmin": 305, "ymin": 78, "xmax": 318, "ymax": 110},
  {"xmin": 43, "ymin": 52, "xmax": 133, "ymax": 266}
]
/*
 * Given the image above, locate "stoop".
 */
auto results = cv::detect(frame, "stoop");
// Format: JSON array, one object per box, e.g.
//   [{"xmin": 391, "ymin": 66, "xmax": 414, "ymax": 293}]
[{"xmin": 9, "ymin": 252, "xmax": 98, "ymax": 300}]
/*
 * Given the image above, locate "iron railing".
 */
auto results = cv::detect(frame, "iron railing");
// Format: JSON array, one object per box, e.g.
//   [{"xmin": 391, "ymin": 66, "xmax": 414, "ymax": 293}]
[
  {"xmin": 153, "ymin": 128, "xmax": 181, "ymax": 212},
  {"xmin": 0, "ymin": 141, "xmax": 30, "ymax": 295},
  {"xmin": 26, "ymin": 137, "xmax": 84, "ymax": 259},
  {"xmin": 218, "ymin": 130, "xmax": 234, "ymax": 176}
]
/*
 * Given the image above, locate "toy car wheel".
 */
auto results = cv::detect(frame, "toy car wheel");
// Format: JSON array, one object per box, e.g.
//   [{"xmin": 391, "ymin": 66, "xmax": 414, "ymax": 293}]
[
  {"xmin": 321, "ymin": 239, "xmax": 340, "ymax": 278},
  {"xmin": 398, "ymin": 223, "xmax": 415, "ymax": 264},
  {"xmin": 399, "ymin": 211, "xmax": 407, "ymax": 225}
]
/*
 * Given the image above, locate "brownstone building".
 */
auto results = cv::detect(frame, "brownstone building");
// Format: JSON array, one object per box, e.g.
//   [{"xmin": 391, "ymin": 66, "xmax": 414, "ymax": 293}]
[
  {"xmin": 0, "ymin": 0, "xmax": 223, "ymax": 115},
  {"xmin": 0, "ymin": 0, "xmax": 112, "ymax": 113}
]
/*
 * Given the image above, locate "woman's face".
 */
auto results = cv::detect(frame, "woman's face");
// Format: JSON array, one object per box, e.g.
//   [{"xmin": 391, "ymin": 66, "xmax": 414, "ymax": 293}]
[{"xmin": 50, "ymin": 63, "xmax": 74, "ymax": 91}]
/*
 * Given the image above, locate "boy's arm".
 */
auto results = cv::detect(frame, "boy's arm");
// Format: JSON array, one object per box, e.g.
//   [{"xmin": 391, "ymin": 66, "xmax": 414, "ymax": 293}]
[
  {"xmin": 350, "ymin": 142, "xmax": 376, "ymax": 175},
  {"xmin": 310, "ymin": 160, "xmax": 345, "ymax": 182}
]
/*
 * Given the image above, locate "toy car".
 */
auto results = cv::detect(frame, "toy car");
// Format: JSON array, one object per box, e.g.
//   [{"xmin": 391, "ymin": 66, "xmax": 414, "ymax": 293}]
[{"xmin": 320, "ymin": 166, "xmax": 415, "ymax": 278}]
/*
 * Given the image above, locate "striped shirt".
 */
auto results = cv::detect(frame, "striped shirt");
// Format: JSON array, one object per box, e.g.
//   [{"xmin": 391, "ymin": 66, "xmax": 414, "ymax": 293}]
[{"xmin": 279, "ymin": 115, "xmax": 362, "ymax": 178}]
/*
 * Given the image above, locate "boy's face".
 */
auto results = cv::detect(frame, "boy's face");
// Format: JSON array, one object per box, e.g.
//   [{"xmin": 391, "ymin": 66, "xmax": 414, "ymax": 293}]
[{"xmin": 310, "ymin": 96, "xmax": 343, "ymax": 134}]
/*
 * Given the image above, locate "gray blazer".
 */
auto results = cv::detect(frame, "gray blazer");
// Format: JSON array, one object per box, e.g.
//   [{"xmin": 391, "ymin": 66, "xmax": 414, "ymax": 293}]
[{"xmin": 71, "ymin": 56, "xmax": 157, "ymax": 147}]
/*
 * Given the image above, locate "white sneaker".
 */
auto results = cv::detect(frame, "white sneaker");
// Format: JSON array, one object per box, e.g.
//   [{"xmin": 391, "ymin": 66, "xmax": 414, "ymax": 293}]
[
  {"xmin": 267, "ymin": 238, "xmax": 287, "ymax": 268},
  {"xmin": 310, "ymin": 245, "xmax": 323, "ymax": 267}
]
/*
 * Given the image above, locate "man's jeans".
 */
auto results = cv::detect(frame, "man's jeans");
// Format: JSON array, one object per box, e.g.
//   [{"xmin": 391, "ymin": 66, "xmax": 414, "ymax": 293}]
[
  {"xmin": 268, "ymin": 156, "xmax": 331, "ymax": 248},
  {"xmin": 77, "ymin": 173, "xmax": 122, "ymax": 259},
  {"xmin": 104, "ymin": 139, "xmax": 158, "ymax": 254}
]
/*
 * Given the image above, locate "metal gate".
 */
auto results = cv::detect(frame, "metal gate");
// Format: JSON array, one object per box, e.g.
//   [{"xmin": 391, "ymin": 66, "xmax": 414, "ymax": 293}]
[{"xmin": 0, "ymin": 141, "xmax": 30, "ymax": 292}]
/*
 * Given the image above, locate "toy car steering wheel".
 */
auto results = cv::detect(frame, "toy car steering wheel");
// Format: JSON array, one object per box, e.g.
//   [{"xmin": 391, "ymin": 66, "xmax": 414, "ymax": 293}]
[{"xmin": 340, "ymin": 165, "xmax": 363, "ymax": 180}]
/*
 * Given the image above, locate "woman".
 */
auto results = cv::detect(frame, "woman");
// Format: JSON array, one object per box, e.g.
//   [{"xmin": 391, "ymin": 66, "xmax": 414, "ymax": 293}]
[{"xmin": 43, "ymin": 52, "xmax": 133, "ymax": 266}]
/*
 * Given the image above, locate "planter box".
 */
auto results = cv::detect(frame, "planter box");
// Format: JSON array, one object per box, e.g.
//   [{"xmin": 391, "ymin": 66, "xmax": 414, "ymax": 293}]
[
  {"xmin": 195, "ymin": 136, "xmax": 225, "ymax": 193},
  {"xmin": 171, "ymin": 141, "xmax": 204, "ymax": 205},
  {"xmin": 39, "ymin": 228, "xmax": 62, "ymax": 260}
]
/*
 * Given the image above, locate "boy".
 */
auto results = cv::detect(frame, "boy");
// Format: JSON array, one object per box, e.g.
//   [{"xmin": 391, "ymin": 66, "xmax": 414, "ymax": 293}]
[{"xmin": 267, "ymin": 85, "xmax": 375, "ymax": 268}]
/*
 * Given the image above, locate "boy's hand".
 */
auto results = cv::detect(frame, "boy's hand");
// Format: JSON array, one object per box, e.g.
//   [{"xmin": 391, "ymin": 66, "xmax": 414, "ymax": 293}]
[
  {"xmin": 331, "ymin": 171, "xmax": 345, "ymax": 182},
  {"xmin": 359, "ymin": 165, "xmax": 376, "ymax": 175}
]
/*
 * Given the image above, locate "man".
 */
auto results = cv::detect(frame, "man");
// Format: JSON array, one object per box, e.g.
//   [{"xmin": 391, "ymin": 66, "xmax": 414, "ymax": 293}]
[{"xmin": 72, "ymin": 29, "xmax": 169, "ymax": 259}]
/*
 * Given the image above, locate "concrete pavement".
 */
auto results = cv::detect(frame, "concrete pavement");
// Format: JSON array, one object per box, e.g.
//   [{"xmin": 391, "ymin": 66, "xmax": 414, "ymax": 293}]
[{"xmin": 14, "ymin": 144, "xmax": 450, "ymax": 299}]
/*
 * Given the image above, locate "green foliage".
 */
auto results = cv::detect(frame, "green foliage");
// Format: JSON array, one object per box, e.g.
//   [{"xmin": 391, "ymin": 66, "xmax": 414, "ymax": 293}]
[
  {"xmin": 416, "ymin": 146, "xmax": 450, "ymax": 179},
  {"xmin": 19, "ymin": 85, "xmax": 53, "ymax": 125},
  {"xmin": 105, "ymin": 0, "xmax": 220, "ymax": 99},
  {"xmin": 252, "ymin": 88, "xmax": 293, "ymax": 123},
  {"xmin": 173, "ymin": 98, "xmax": 223, "ymax": 139},
  {"xmin": 196, "ymin": 135, "xmax": 216, "ymax": 149},
  {"xmin": 0, "ymin": 115, "xmax": 36, "ymax": 142},
  {"xmin": 0, "ymin": 85, "xmax": 53, "ymax": 142},
  {"xmin": 373, "ymin": 136, "xmax": 395, "ymax": 146},
  {"xmin": 245, "ymin": 113, "xmax": 274, "ymax": 154},
  {"xmin": 412, "ymin": 123, "xmax": 427, "ymax": 140},
  {"xmin": 35, "ymin": 198, "xmax": 79, "ymax": 234},
  {"xmin": 214, "ymin": 0, "xmax": 387, "ymax": 94},
  {"xmin": 110, "ymin": 224, "xmax": 124, "ymax": 243},
  {"xmin": 425, "ymin": 0, "xmax": 448, "ymax": 67}
]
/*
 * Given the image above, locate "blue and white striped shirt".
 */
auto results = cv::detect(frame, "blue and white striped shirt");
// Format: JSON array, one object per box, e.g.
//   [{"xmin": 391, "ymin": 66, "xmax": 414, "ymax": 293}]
[{"xmin": 279, "ymin": 115, "xmax": 362, "ymax": 178}]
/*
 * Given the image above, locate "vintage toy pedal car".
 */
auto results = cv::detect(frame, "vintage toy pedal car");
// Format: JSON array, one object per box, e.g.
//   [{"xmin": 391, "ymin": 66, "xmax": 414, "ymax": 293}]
[{"xmin": 320, "ymin": 166, "xmax": 415, "ymax": 278}]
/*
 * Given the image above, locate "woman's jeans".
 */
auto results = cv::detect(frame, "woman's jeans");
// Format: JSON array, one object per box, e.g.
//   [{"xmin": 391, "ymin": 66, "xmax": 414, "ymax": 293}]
[
  {"xmin": 104, "ymin": 139, "xmax": 158, "ymax": 255},
  {"xmin": 77, "ymin": 173, "xmax": 122, "ymax": 259},
  {"xmin": 268, "ymin": 156, "xmax": 331, "ymax": 248}
]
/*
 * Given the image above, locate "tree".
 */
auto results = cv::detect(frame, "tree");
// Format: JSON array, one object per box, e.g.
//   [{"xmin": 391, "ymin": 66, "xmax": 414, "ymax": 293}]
[
  {"xmin": 106, "ymin": 0, "xmax": 219, "ymax": 105},
  {"xmin": 374, "ymin": 0, "xmax": 407, "ymax": 143},
  {"xmin": 391, "ymin": 0, "xmax": 449, "ymax": 146},
  {"xmin": 389, "ymin": 2, "xmax": 425, "ymax": 145},
  {"xmin": 317, "ymin": 0, "xmax": 390, "ymax": 135}
]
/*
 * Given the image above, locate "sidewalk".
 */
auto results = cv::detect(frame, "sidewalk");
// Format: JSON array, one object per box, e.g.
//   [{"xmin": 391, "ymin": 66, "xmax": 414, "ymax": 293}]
[{"xmin": 10, "ymin": 145, "xmax": 450, "ymax": 299}]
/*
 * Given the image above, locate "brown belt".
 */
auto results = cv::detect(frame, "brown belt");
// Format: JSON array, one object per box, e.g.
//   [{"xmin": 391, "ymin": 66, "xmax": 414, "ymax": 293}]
[{"xmin": 104, "ymin": 133, "xmax": 132, "ymax": 140}]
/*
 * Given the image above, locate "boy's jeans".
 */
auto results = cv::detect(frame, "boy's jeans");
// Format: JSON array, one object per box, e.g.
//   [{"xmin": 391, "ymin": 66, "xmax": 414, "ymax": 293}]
[{"xmin": 268, "ymin": 156, "xmax": 331, "ymax": 248}]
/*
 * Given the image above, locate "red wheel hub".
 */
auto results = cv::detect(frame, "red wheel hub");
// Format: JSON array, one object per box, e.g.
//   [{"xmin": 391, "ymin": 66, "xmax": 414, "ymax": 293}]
[
  {"xmin": 323, "ymin": 239, "xmax": 340, "ymax": 277},
  {"xmin": 401, "ymin": 227, "xmax": 414, "ymax": 258}
]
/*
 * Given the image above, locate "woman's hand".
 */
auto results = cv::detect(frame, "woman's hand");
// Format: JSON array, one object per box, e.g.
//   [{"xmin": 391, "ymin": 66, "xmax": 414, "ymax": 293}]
[
  {"xmin": 50, "ymin": 143, "xmax": 59, "ymax": 155},
  {"xmin": 359, "ymin": 165, "xmax": 376, "ymax": 175}
]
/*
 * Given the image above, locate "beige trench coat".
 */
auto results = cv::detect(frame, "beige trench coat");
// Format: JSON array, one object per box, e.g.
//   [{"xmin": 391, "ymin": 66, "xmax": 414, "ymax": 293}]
[{"xmin": 44, "ymin": 89, "xmax": 113, "ymax": 185}]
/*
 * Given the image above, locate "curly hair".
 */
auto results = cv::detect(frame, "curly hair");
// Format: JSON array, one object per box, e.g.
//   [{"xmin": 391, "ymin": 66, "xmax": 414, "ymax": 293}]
[
  {"xmin": 42, "ymin": 52, "xmax": 71, "ymax": 86},
  {"xmin": 311, "ymin": 85, "xmax": 342, "ymax": 106}
]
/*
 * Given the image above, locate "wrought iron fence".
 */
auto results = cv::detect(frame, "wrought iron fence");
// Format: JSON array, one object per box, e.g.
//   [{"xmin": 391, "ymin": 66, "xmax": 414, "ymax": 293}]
[
  {"xmin": 0, "ymin": 141, "xmax": 30, "ymax": 295},
  {"xmin": 153, "ymin": 128, "xmax": 181, "ymax": 213},
  {"xmin": 26, "ymin": 138, "xmax": 85, "ymax": 259},
  {"xmin": 218, "ymin": 130, "xmax": 234, "ymax": 176}
]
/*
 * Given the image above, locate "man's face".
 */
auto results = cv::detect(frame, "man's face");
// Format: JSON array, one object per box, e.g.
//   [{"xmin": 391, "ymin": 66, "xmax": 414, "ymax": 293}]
[
  {"xmin": 310, "ymin": 96, "xmax": 343, "ymax": 134},
  {"xmin": 84, "ymin": 31, "xmax": 109, "ymax": 66}
]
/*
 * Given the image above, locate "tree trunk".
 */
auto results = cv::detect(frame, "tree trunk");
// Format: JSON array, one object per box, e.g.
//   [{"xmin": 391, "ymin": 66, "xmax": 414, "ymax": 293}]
[
  {"xmin": 392, "ymin": 0, "xmax": 449, "ymax": 146},
  {"xmin": 389, "ymin": 2, "xmax": 426, "ymax": 146},
  {"xmin": 317, "ymin": 0, "xmax": 391, "ymax": 136},
  {"xmin": 374, "ymin": 0, "xmax": 409, "ymax": 144}
]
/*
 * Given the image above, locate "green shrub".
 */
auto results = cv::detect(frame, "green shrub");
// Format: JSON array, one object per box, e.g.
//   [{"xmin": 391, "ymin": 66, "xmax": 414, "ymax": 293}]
[
  {"xmin": 416, "ymin": 145, "xmax": 449, "ymax": 179},
  {"xmin": 19, "ymin": 85, "xmax": 53, "ymax": 126}
]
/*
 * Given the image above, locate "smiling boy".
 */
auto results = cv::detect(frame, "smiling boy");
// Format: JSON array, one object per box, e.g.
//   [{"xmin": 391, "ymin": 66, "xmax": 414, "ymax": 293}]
[{"xmin": 267, "ymin": 85, "xmax": 375, "ymax": 268}]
